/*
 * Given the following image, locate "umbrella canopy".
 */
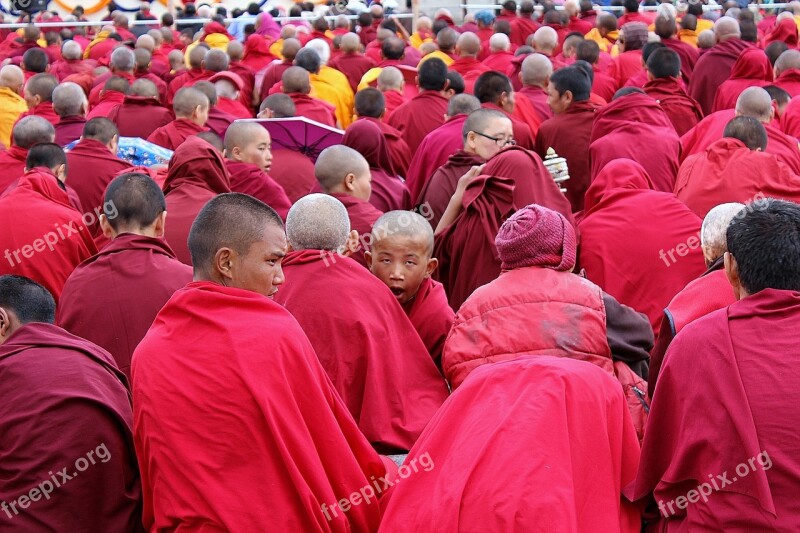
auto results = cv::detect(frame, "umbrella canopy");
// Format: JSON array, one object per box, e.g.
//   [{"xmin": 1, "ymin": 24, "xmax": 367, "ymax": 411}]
[
  {"xmin": 238, "ymin": 117, "xmax": 344, "ymax": 162},
  {"xmin": 64, "ymin": 137, "xmax": 173, "ymax": 167}
]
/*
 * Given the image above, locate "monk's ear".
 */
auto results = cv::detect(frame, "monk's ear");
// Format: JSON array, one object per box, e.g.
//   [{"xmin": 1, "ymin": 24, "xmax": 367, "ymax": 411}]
[
  {"xmin": 214, "ymin": 248, "xmax": 236, "ymax": 281},
  {"xmin": 99, "ymin": 214, "xmax": 116, "ymax": 239},
  {"xmin": 424, "ymin": 257, "xmax": 438, "ymax": 278},
  {"xmin": 343, "ymin": 229, "xmax": 360, "ymax": 257},
  {"xmin": 724, "ymin": 251, "xmax": 744, "ymax": 300},
  {"xmin": 0, "ymin": 307, "xmax": 14, "ymax": 343},
  {"xmin": 344, "ymin": 172, "xmax": 356, "ymax": 192},
  {"xmin": 153, "ymin": 211, "xmax": 167, "ymax": 238}
]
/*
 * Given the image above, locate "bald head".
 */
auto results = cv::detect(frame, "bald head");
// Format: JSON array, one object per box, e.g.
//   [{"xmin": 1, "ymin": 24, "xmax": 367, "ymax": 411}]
[
  {"xmin": 437, "ymin": 27, "xmax": 458, "ymax": 52},
  {"xmin": 490, "ymin": 32, "xmax": 511, "ymax": 52},
  {"xmin": 341, "ymin": 33, "xmax": 361, "ymax": 53},
  {"xmin": 286, "ymin": 193, "xmax": 351, "ymax": 252},
  {"xmin": 456, "ymin": 32, "xmax": 481, "ymax": 57},
  {"xmin": 377, "ymin": 66, "xmax": 403, "ymax": 91},
  {"xmin": 104, "ymin": 172, "xmax": 166, "ymax": 234},
  {"xmin": 260, "ymin": 93, "xmax": 296, "ymax": 117},
  {"xmin": 724, "ymin": 116, "xmax": 768, "ymax": 151},
  {"xmin": 12, "ymin": 116, "xmax": 55, "ymax": 149},
  {"xmin": 315, "ymin": 145, "xmax": 370, "ymax": 191},
  {"xmin": 372, "ymin": 210, "xmax": 434, "ymax": 256},
  {"xmin": 714, "ymin": 16, "xmax": 741, "ymax": 41},
  {"xmin": 698, "ymin": 29, "xmax": 716, "ymax": 49},
  {"xmin": 306, "ymin": 39, "xmax": 331, "ymax": 66},
  {"xmin": 22, "ymin": 49, "xmax": 48, "ymax": 74},
  {"xmin": 147, "ymin": 29, "xmax": 163, "ymax": 46},
  {"xmin": 280, "ymin": 25, "xmax": 297, "ymax": 40},
  {"xmin": 203, "ymin": 49, "xmax": 229, "ymax": 72},
  {"xmin": 193, "ymin": 80, "xmax": 217, "ymax": 106},
  {"xmin": 25, "ymin": 73, "xmax": 58, "ymax": 103},
  {"xmin": 136, "ymin": 34, "xmax": 155, "ymax": 52},
  {"xmin": 735, "ymin": 87, "xmax": 773, "ymax": 123},
  {"xmin": 775, "ymin": 49, "xmax": 800, "ymax": 78},
  {"xmin": 52, "ymin": 82, "xmax": 87, "ymax": 118},
  {"xmin": 173, "ymin": 87, "xmax": 209, "ymax": 117},
  {"xmin": 533, "ymin": 26, "xmax": 558, "ymax": 53},
  {"xmin": 282, "ymin": 66, "xmax": 311, "ymax": 94},
  {"xmin": 62, "ymin": 40, "xmax": 82, "ymax": 61},
  {"xmin": 134, "ymin": 48, "xmax": 151, "ymax": 71},
  {"xmin": 701, "ymin": 202, "xmax": 745, "ymax": 265},
  {"xmin": 223, "ymin": 121, "xmax": 266, "ymax": 153},
  {"xmin": 295, "ymin": 48, "xmax": 321, "ymax": 74},
  {"xmin": 227, "ymin": 41, "xmax": 244, "ymax": 61},
  {"xmin": 131, "ymin": 78, "xmax": 159, "ymax": 98},
  {"xmin": 282, "ymin": 38, "xmax": 301, "ymax": 61},
  {"xmin": 110, "ymin": 46, "xmax": 135, "ymax": 72},
  {"xmin": 447, "ymin": 93, "xmax": 481, "ymax": 117},
  {"xmin": 188, "ymin": 45, "xmax": 208, "ymax": 69},
  {"xmin": 0, "ymin": 65, "xmax": 24, "ymax": 93},
  {"xmin": 521, "ymin": 53, "xmax": 553, "ymax": 87},
  {"xmin": 597, "ymin": 12, "xmax": 618, "ymax": 33}
]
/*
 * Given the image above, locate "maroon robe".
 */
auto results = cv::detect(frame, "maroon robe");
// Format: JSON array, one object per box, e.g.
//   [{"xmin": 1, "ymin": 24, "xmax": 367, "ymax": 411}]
[
  {"xmin": 607, "ymin": 50, "xmax": 644, "ymax": 88},
  {"xmin": 66, "ymin": 138, "xmax": 130, "ymax": 216},
  {"xmin": 166, "ymin": 68, "xmax": 212, "ymax": 104},
  {"xmin": 534, "ymin": 100, "xmax": 598, "ymax": 212},
  {"xmin": 57, "ymin": 234, "xmax": 192, "ymax": 379},
  {"xmin": 688, "ymin": 38, "xmax": 754, "ymax": 115},
  {"xmin": 643, "ymin": 77, "xmax": 704, "ymax": 136},
  {"xmin": 288, "ymin": 92, "xmax": 337, "ymax": 127},
  {"xmin": 592, "ymin": 68, "xmax": 619, "ymax": 103},
  {"xmin": 405, "ymin": 115, "xmax": 468, "ymax": 204},
  {"xmin": 401, "ymin": 277, "xmax": 454, "ymax": 369},
  {"xmin": 358, "ymin": 117, "xmax": 412, "ymax": 178},
  {"xmin": 0, "ymin": 145, "xmax": 28, "ymax": 191},
  {"xmin": 216, "ymin": 96, "xmax": 253, "ymax": 119},
  {"xmin": 712, "ymin": 48, "xmax": 772, "ymax": 113},
  {"xmin": 16, "ymin": 101, "xmax": 59, "ymax": 127},
  {"xmin": 481, "ymin": 50, "xmax": 516, "ymax": 74},
  {"xmin": 87, "ymin": 90, "xmax": 126, "ymax": 120},
  {"xmin": 106, "ymin": 95, "xmax": 173, "ymax": 139},
  {"xmin": 417, "ymin": 150, "xmax": 485, "ymax": 228},
  {"xmin": 510, "ymin": 16, "xmax": 541, "ymax": 47},
  {"xmin": 228, "ymin": 60, "xmax": 256, "ymax": 111},
  {"xmin": 388, "ymin": 90, "xmax": 449, "ymax": 153},
  {"xmin": 53, "ymin": 115, "xmax": 86, "ymax": 146},
  {"xmin": 327, "ymin": 191, "xmax": 383, "ymax": 267},
  {"xmin": 0, "ymin": 322, "xmax": 144, "ymax": 532},
  {"xmin": 224, "ymin": 160, "xmax": 291, "ymax": 219},
  {"xmin": 329, "ymin": 52, "xmax": 376, "ymax": 92},
  {"xmin": 258, "ymin": 60, "xmax": 292, "ymax": 103},
  {"xmin": 146, "ymin": 118, "xmax": 206, "ymax": 151},
  {"xmin": 448, "ymin": 56, "xmax": 491, "ymax": 94},
  {"xmin": 661, "ymin": 37, "xmax": 699, "ymax": 82},
  {"xmin": 382, "ymin": 89, "xmax": 406, "ymax": 121},
  {"xmin": 49, "ymin": 58, "xmax": 95, "ymax": 81},
  {"xmin": 89, "ymin": 71, "xmax": 135, "ymax": 108},
  {"xmin": 204, "ymin": 107, "xmax": 236, "ymax": 140},
  {"xmin": 773, "ymin": 68, "xmax": 800, "ymax": 98},
  {"xmin": 269, "ymin": 148, "xmax": 316, "ymax": 202},
  {"xmin": 518, "ymin": 85, "xmax": 554, "ymax": 124}
]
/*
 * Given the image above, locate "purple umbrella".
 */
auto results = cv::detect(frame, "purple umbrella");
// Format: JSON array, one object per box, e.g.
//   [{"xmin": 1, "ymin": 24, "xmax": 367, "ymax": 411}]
[{"xmin": 238, "ymin": 117, "xmax": 344, "ymax": 162}]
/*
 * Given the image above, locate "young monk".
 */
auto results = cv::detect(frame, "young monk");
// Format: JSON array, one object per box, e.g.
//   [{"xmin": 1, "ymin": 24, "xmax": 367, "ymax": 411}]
[
  {"xmin": 366, "ymin": 210, "xmax": 454, "ymax": 369},
  {"xmin": 146, "ymin": 87, "xmax": 209, "ymax": 150}
]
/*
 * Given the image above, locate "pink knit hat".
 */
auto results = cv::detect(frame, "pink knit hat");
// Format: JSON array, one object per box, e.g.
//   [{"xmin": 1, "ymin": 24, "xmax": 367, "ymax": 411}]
[{"xmin": 495, "ymin": 205, "xmax": 577, "ymax": 271}]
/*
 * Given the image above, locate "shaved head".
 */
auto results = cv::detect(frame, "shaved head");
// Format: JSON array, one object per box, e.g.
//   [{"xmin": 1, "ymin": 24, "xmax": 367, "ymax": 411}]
[
  {"xmin": 136, "ymin": 34, "xmax": 155, "ymax": 51},
  {"xmin": 533, "ymin": 26, "xmax": 558, "ymax": 53},
  {"xmin": 714, "ymin": 16, "xmax": 741, "ymax": 40},
  {"xmin": 377, "ymin": 66, "xmax": 403, "ymax": 91},
  {"xmin": 173, "ymin": 87, "xmax": 209, "ymax": 117},
  {"xmin": 0, "ymin": 275, "xmax": 55, "ymax": 326},
  {"xmin": 131, "ymin": 78, "xmax": 159, "ymax": 98},
  {"xmin": 196, "ymin": 131, "xmax": 224, "ymax": 152},
  {"xmin": 134, "ymin": 48, "xmax": 151, "ymax": 70},
  {"xmin": 193, "ymin": 81, "xmax": 217, "ymax": 106},
  {"xmin": 735, "ymin": 87, "xmax": 773, "ymax": 123},
  {"xmin": 437, "ymin": 27, "xmax": 458, "ymax": 52},
  {"xmin": 286, "ymin": 193, "xmax": 351, "ymax": 252},
  {"xmin": 372, "ymin": 210, "xmax": 434, "ymax": 255},
  {"xmin": 282, "ymin": 66, "xmax": 311, "ymax": 94},
  {"xmin": 775, "ymin": 49, "xmax": 800, "ymax": 77},
  {"xmin": 456, "ymin": 32, "xmax": 481, "ymax": 57},
  {"xmin": 104, "ymin": 172, "xmax": 166, "ymax": 232},
  {"xmin": 52, "ymin": 82, "xmax": 87, "ymax": 117},
  {"xmin": 447, "ymin": 93, "xmax": 481, "ymax": 116},
  {"xmin": 61, "ymin": 40, "xmax": 82, "ymax": 60},
  {"xmin": 0, "ymin": 65, "xmax": 24, "ymax": 93},
  {"xmin": 306, "ymin": 39, "xmax": 331, "ymax": 66},
  {"xmin": 295, "ymin": 47, "xmax": 321, "ymax": 74},
  {"xmin": 724, "ymin": 116, "xmax": 768, "ymax": 151},
  {"xmin": 341, "ymin": 33, "xmax": 360, "ymax": 53},
  {"xmin": 83, "ymin": 117, "xmax": 119, "ymax": 144},
  {"xmin": 12, "ymin": 115, "xmax": 55, "ymax": 148},
  {"xmin": 521, "ymin": 53, "xmax": 553, "ymax": 86},
  {"xmin": 315, "ymin": 145, "xmax": 370, "ymax": 191},
  {"xmin": 188, "ymin": 45, "xmax": 208, "ymax": 68},
  {"xmin": 203, "ymin": 49, "xmax": 229, "ymax": 72},
  {"xmin": 462, "ymin": 107, "xmax": 509, "ymax": 142},
  {"xmin": 355, "ymin": 87, "xmax": 385, "ymax": 118},
  {"xmin": 701, "ymin": 202, "xmax": 745, "ymax": 265},
  {"xmin": 223, "ymin": 121, "xmax": 267, "ymax": 152},
  {"xmin": 104, "ymin": 76, "xmax": 130, "ymax": 95},
  {"xmin": 110, "ymin": 46, "xmax": 135, "ymax": 72},
  {"xmin": 25, "ymin": 73, "xmax": 58, "ymax": 102},
  {"xmin": 282, "ymin": 38, "xmax": 301, "ymax": 61},
  {"xmin": 22, "ymin": 48, "xmax": 49, "ymax": 73},
  {"xmin": 489, "ymin": 32, "xmax": 511, "ymax": 52},
  {"xmin": 227, "ymin": 41, "xmax": 244, "ymax": 61},
  {"xmin": 261, "ymin": 93, "xmax": 296, "ymax": 117}
]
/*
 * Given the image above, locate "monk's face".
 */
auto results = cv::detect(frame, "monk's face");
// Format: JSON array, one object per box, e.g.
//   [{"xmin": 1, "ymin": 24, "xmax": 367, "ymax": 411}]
[
  {"xmin": 349, "ymin": 165, "xmax": 372, "ymax": 202},
  {"xmin": 231, "ymin": 223, "xmax": 287, "ymax": 298},
  {"xmin": 366, "ymin": 235, "xmax": 437, "ymax": 305},
  {"xmin": 237, "ymin": 128, "xmax": 273, "ymax": 173},
  {"xmin": 547, "ymin": 84, "xmax": 572, "ymax": 114},
  {"xmin": 468, "ymin": 117, "xmax": 514, "ymax": 160}
]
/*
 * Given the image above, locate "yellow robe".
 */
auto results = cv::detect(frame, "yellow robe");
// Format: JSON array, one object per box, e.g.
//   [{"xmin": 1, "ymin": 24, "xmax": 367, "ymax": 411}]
[
  {"xmin": 0, "ymin": 87, "xmax": 27, "ymax": 148},
  {"xmin": 417, "ymin": 49, "xmax": 455, "ymax": 68},
  {"xmin": 410, "ymin": 32, "xmax": 433, "ymax": 50},
  {"xmin": 678, "ymin": 28, "xmax": 698, "ymax": 48},
  {"xmin": 269, "ymin": 38, "xmax": 284, "ymax": 59},
  {"xmin": 695, "ymin": 17, "xmax": 713, "ymax": 34},
  {"xmin": 311, "ymin": 66, "xmax": 355, "ymax": 128},
  {"xmin": 584, "ymin": 28, "xmax": 620, "ymax": 56}
]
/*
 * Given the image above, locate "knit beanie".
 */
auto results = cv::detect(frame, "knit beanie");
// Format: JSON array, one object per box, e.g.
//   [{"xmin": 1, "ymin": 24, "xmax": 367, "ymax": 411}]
[{"xmin": 495, "ymin": 204, "xmax": 576, "ymax": 271}]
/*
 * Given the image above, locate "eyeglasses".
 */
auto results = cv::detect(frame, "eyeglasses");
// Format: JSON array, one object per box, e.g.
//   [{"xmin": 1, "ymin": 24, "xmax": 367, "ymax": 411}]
[{"xmin": 473, "ymin": 131, "xmax": 516, "ymax": 147}]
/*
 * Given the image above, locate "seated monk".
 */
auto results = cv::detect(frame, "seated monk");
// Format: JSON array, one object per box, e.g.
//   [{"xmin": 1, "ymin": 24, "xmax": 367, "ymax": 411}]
[
  {"xmin": 257, "ymin": 94, "xmax": 317, "ymax": 202},
  {"xmin": 162, "ymin": 135, "xmax": 231, "ymax": 265},
  {"xmin": 712, "ymin": 48, "xmax": 773, "ymax": 113},
  {"xmin": 578, "ymin": 159, "xmax": 705, "ymax": 338},
  {"xmin": 418, "ymin": 108, "xmax": 513, "ymax": 229},
  {"xmin": 0, "ymin": 144, "xmax": 97, "ymax": 301},
  {"xmin": 354, "ymin": 87, "xmax": 412, "ymax": 178},
  {"xmin": 57, "ymin": 173, "xmax": 192, "ymax": 379},
  {"xmin": 280, "ymin": 66, "xmax": 337, "ymax": 127},
  {"xmin": 146, "ymin": 87, "xmax": 209, "ymax": 150},
  {"xmin": 274, "ymin": 194, "xmax": 448, "ymax": 452},
  {"xmin": 258, "ymin": 37, "xmax": 300, "ymax": 103},
  {"xmin": 474, "ymin": 71, "xmax": 535, "ymax": 150},
  {"xmin": 643, "ymin": 48, "xmax": 704, "ymax": 136},
  {"xmin": 132, "ymin": 48, "xmax": 168, "ymax": 104},
  {"xmin": 388, "ymin": 58, "xmax": 450, "ymax": 153},
  {"xmin": 648, "ymin": 202, "xmax": 743, "ymax": 397},
  {"xmin": 376, "ymin": 67, "xmax": 407, "ymax": 120},
  {"xmin": 18, "ymin": 73, "xmax": 59, "ymax": 127},
  {"xmin": 676, "ymin": 117, "xmax": 800, "ymax": 219},
  {"xmin": 329, "ymin": 33, "xmax": 376, "ymax": 93},
  {"xmin": 517, "ymin": 53, "xmax": 555, "ymax": 131},
  {"xmin": 300, "ymin": 41, "xmax": 355, "ymax": 128},
  {"xmin": 224, "ymin": 41, "xmax": 255, "ymax": 111},
  {"xmin": 107, "ymin": 78, "xmax": 172, "ymax": 139},
  {"xmin": 52, "ymin": 81, "xmax": 87, "ymax": 146},
  {"xmin": 627, "ymin": 199, "xmax": 800, "ymax": 531},
  {"xmin": 166, "ymin": 45, "xmax": 212, "ymax": 104},
  {"xmin": 406, "ymin": 94, "xmax": 482, "ymax": 204},
  {"xmin": 0, "ymin": 116, "xmax": 55, "ymax": 192},
  {"xmin": 86, "ymin": 76, "xmax": 130, "ymax": 120},
  {"xmin": 342, "ymin": 120, "xmax": 410, "ymax": 212},
  {"xmin": 772, "ymin": 49, "xmax": 800, "ymax": 98},
  {"xmin": 314, "ymin": 145, "xmax": 384, "ymax": 266},
  {"xmin": 0, "ymin": 66, "xmax": 27, "ymax": 148},
  {"xmin": 448, "ymin": 32, "xmax": 491, "ymax": 94},
  {"xmin": 222, "ymin": 122, "xmax": 291, "ymax": 219},
  {"xmin": 0, "ymin": 275, "xmax": 144, "ymax": 531},
  {"xmin": 132, "ymin": 193, "xmax": 392, "ymax": 531},
  {"xmin": 211, "ymin": 71, "xmax": 253, "ymax": 119},
  {"xmin": 366, "ymin": 211, "xmax": 454, "ymax": 369},
  {"xmin": 379, "ymin": 357, "xmax": 641, "ymax": 532},
  {"xmin": 192, "ymin": 81, "xmax": 236, "ymax": 141}
]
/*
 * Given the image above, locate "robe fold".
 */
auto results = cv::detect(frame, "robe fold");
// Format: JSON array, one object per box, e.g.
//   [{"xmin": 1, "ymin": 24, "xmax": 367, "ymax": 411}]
[
  {"xmin": 688, "ymin": 38, "xmax": 753, "ymax": 115},
  {"xmin": 146, "ymin": 118, "xmax": 207, "ymax": 151},
  {"xmin": 780, "ymin": 96, "xmax": 800, "ymax": 138},
  {"xmin": 132, "ymin": 281, "xmax": 390, "ymax": 531},
  {"xmin": 0, "ymin": 86, "xmax": 26, "ymax": 148},
  {"xmin": 592, "ymin": 68, "xmax": 619, "ymax": 103},
  {"xmin": 402, "ymin": 276, "xmax": 455, "ymax": 370},
  {"xmin": 661, "ymin": 37, "xmax": 699, "ymax": 82},
  {"xmin": 388, "ymin": 90, "xmax": 449, "ymax": 153},
  {"xmin": 382, "ymin": 89, "xmax": 406, "ymax": 119},
  {"xmin": 216, "ymin": 96, "xmax": 253, "ymax": 119},
  {"xmin": 518, "ymin": 85, "xmax": 554, "ymax": 124},
  {"xmin": 16, "ymin": 101, "xmax": 59, "ymax": 127},
  {"xmin": 310, "ymin": 68, "xmax": 355, "ymax": 128},
  {"xmin": 405, "ymin": 115, "xmax": 468, "ymax": 204},
  {"xmin": 607, "ymin": 50, "xmax": 644, "ymax": 88},
  {"xmin": 0, "ymin": 322, "xmax": 144, "ymax": 532},
  {"xmin": 106, "ymin": 95, "xmax": 173, "ymax": 139},
  {"xmin": 379, "ymin": 356, "xmax": 641, "ymax": 532},
  {"xmin": 65, "ymin": 137, "xmax": 130, "ymax": 216},
  {"xmin": 228, "ymin": 61, "xmax": 256, "ymax": 111},
  {"xmin": 258, "ymin": 60, "xmax": 292, "ymax": 102},
  {"xmin": 481, "ymin": 50, "xmax": 516, "ymax": 74},
  {"xmin": 358, "ymin": 117, "xmax": 412, "ymax": 178},
  {"xmin": 166, "ymin": 67, "xmax": 212, "ymax": 104},
  {"xmin": 288, "ymin": 92, "xmax": 337, "ymax": 127},
  {"xmin": 224, "ymin": 160, "xmax": 291, "ymax": 219},
  {"xmin": 274, "ymin": 250, "xmax": 449, "ymax": 452},
  {"xmin": 269, "ymin": 148, "xmax": 317, "ymax": 202},
  {"xmin": 417, "ymin": 150, "xmax": 485, "ymax": 229},
  {"xmin": 643, "ymin": 77, "xmax": 704, "ymax": 136},
  {"xmin": 448, "ymin": 56, "xmax": 491, "ymax": 94},
  {"xmin": 204, "ymin": 107, "xmax": 236, "ymax": 140},
  {"xmin": 712, "ymin": 48, "xmax": 773, "ymax": 113},
  {"xmin": 57, "ymin": 234, "xmax": 192, "ymax": 379}
]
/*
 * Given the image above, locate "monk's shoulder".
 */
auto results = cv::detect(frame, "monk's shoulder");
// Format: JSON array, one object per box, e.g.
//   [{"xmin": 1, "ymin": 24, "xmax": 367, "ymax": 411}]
[{"xmin": 663, "ymin": 305, "xmax": 732, "ymax": 370}]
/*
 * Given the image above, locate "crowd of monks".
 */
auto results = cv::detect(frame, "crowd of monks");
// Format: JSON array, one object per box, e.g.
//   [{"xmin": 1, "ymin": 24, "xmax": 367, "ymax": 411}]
[{"xmin": 1, "ymin": 0, "xmax": 800, "ymax": 530}]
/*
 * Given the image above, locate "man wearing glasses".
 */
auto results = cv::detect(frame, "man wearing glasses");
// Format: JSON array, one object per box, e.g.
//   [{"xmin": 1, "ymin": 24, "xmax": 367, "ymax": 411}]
[{"xmin": 473, "ymin": 71, "xmax": 536, "ymax": 150}]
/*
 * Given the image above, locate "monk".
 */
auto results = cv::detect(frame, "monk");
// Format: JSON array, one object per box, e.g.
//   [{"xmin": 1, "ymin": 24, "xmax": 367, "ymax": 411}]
[
  {"xmin": 354, "ymin": 87, "xmax": 412, "ymax": 178},
  {"xmin": 772, "ymin": 49, "xmax": 800, "ymax": 98},
  {"xmin": 211, "ymin": 72, "xmax": 252, "ymax": 119},
  {"xmin": 405, "ymin": 94, "xmax": 481, "ymax": 203},
  {"xmin": 676, "ymin": 117, "xmax": 800, "ymax": 218},
  {"xmin": 0, "ymin": 66, "xmax": 27, "ymax": 148},
  {"xmin": 162, "ymin": 135, "xmax": 231, "ymax": 264},
  {"xmin": 222, "ymin": 122, "xmax": 291, "ymax": 219},
  {"xmin": 147, "ymin": 87, "xmax": 209, "ymax": 150},
  {"xmin": 49, "ymin": 40, "xmax": 94, "ymax": 81},
  {"xmin": 483, "ymin": 33, "xmax": 516, "ymax": 73},
  {"xmin": 0, "ymin": 275, "xmax": 144, "ymax": 532},
  {"xmin": 133, "ymin": 193, "xmax": 393, "ymax": 531},
  {"xmin": 654, "ymin": 12, "xmax": 698, "ymax": 83},
  {"xmin": 296, "ymin": 45, "xmax": 354, "ymax": 128},
  {"xmin": 648, "ymin": 203, "xmax": 742, "ymax": 397},
  {"xmin": 688, "ymin": 17, "xmax": 753, "ymax": 115},
  {"xmin": 448, "ymin": 32, "xmax": 491, "ymax": 95},
  {"xmin": 0, "ymin": 116, "xmax": 55, "ymax": 192},
  {"xmin": 88, "ymin": 47, "xmax": 136, "ymax": 109},
  {"xmin": 342, "ymin": 120, "xmax": 410, "ymax": 212},
  {"xmin": 517, "ymin": 53, "xmax": 554, "ymax": 127},
  {"xmin": 107, "ymin": 79, "xmax": 172, "ymax": 139},
  {"xmin": 166, "ymin": 45, "xmax": 211, "ymax": 104},
  {"xmin": 86, "ymin": 76, "xmax": 129, "ymax": 120},
  {"xmin": 132, "ymin": 49, "xmax": 167, "ymax": 103},
  {"xmin": 18, "ymin": 73, "xmax": 59, "ymax": 127},
  {"xmin": 712, "ymin": 48, "xmax": 773, "ymax": 112},
  {"xmin": 274, "ymin": 194, "xmax": 448, "ymax": 452},
  {"xmin": 418, "ymin": 109, "xmax": 512, "ymax": 229},
  {"xmin": 52, "ymin": 82, "xmax": 87, "ymax": 146},
  {"xmin": 376, "ymin": 67, "xmax": 407, "ymax": 119},
  {"xmin": 225, "ymin": 41, "xmax": 255, "ymax": 112},
  {"xmin": 58, "ymin": 173, "xmax": 192, "ymax": 379},
  {"xmin": 258, "ymin": 37, "xmax": 300, "ymax": 102},
  {"xmin": 628, "ymin": 199, "xmax": 800, "ymax": 531},
  {"xmin": 608, "ymin": 23, "xmax": 648, "ymax": 89},
  {"xmin": 329, "ymin": 33, "xmax": 376, "ymax": 93},
  {"xmin": 280, "ymin": 66, "xmax": 337, "ymax": 127},
  {"xmin": 578, "ymin": 159, "xmax": 705, "ymax": 337},
  {"xmin": 366, "ymin": 210, "xmax": 454, "ymax": 368},
  {"xmin": 388, "ymin": 58, "xmax": 450, "ymax": 153},
  {"xmin": 590, "ymin": 89, "xmax": 681, "ymax": 193},
  {"xmin": 643, "ymin": 48, "xmax": 704, "ymax": 136},
  {"xmin": 535, "ymin": 66, "xmax": 598, "ymax": 212},
  {"xmin": 0, "ymin": 144, "xmax": 96, "ymax": 301},
  {"xmin": 191, "ymin": 81, "xmax": 236, "ymax": 141},
  {"xmin": 473, "ymin": 71, "xmax": 535, "ymax": 150},
  {"xmin": 65, "ymin": 118, "xmax": 129, "ymax": 221}
]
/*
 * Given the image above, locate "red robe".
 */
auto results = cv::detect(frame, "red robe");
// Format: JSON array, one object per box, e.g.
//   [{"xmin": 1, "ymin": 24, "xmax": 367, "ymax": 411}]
[
  {"xmin": 65, "ymin": 137, "xmax": 130, "ymax": 217},
  {"xmin": 765, "ymin": 17, "xmax": 799, "ymax": 47},
  {"xmin": 269, "ymin": 148, "xmax": 316, "ymax": 202},
  {"xmin": 132, "ymin": 281, "xmax": 391, "ymax": 531},
  {"xmin": 418, "ymin": 150, "xmax": 485, "ymax": 229},
  {"xmin": 0, "ymin": 322, "xmax": 144, "ymax": 532},
  {"xmin": 481, "ymin": 102, "xmax": 535, "ymax": 150},
  {"xmin": 380, "ymin": 357, "xmax": 641, "ymax": 532},
  {"xmin": 712, "ymin": 48, "xmax": 772, "ymax": 113},
  {"xmin": 228, "ymin": 60, "xmax": 256, "ymax": 111},
  {"xmin": 688, "ymin": 38, "xmax": 754, "ymax": 115},
  {"xmin": 481, "ymin": 50, "xmax": 516, "ymax": 75},
  {"xmin": 87, "ymin": 90, "xmax": 127, "ymax": 120},
  {"xmin": 242, "ymin": 35, "xmax": 276, "ymax": 73},
  {"xmin": 773, "ymin": 68, "xmax": 800, "ymax": 98},
  {"xmin": 57, "ymin": 234, "xmax": 192, "ymax": 379},
  {"xmin": 258, "ymin": 59, "xmax": 291, "ymax": 102},
  {"xmin": 534, "ymin": 100, "xmax": 599, "ymax": 212},
  {"xmin": 780, "ymin": 96, "xmax": 800, "ymax": 138},
  {"xmin": 224, "ymin": 160, "xmax": 291, "ymax": 219},
  {"xmin": 402, "ymin": 276, "xmax": 455, "ymax": 369},
  {"xmin": 592, "ymin": 68, "xmax": 619, "ymax": 103},
  {"xmin": 518, "ymin": 85, "xmax": 554, "ymax": 124},
  {"xmin": 166, "ymin": 68, "xmax": 212, "ymax": 105},
  {"xmin": 49, "ymin": 58, "xmax": 95, "ymax": 81},
  {"xmin": 0, "ymin": 168, "xmax": 97, "ymax": 301},
  {"xmin": 388, "ymin": 90, "xmax": 449, "ymax": 153},
  {"xmin": 205, "ymin": 107, "xmax": 236, "ymax": 140},
  {"xmin": 675, "ymin": 137, "xmax": 800, "ymax": 218},
  {"xmin": 590, "ymin": 92, "xmax": 680, "ymax": 192},
  {"xmin": 661, "ymin": 37, "xmax": 699, "ymax": 82},
  {"xmin": 288, "ymin": 92, "xmax": 337, "ymax": 127},
  {"xmin": 134, "ymin": 71, "xmax": 168, "ymax": 102},
  {"xmin": 274, "ymin": 250, "xmax": 449, "ymax": 452},
  {"xmin": 328, "ymin": 191, "xmax": 383, "ymax": 267},
  {"xmin": 607, "ymin": 50, "xmax": 644, "ymax": 88},
  {"xmin": 16, "ymin": 101, "xmax": 59, "ymax": 127},
  {"xmin": 643, "ymin": 77, "xmax": 704, "ymax": 136},
  {"xmin": 162, "ymin": 136, "xmax": 231, "ymax": 264},
  {"xmin": 627, "ymin": 289, "xmax": 800, "ymax": 531},
  {"xmin": 406, "ymin": 115, "xmax": 467, "ymax": 204},
  {"xmin": 510, "ymin": 16, "xmax": 541, "ymax": 46},
  {"xmin": 382, "ymin": 89, "xmax": 406, "ymax": 120},
  {"xmin": 89, "ymin": 71, "xmax": 136, "ymax": 108},
  {"xmin": 618, "ymin": 11, "xmax": 651, "ymax": 27},
  {"xmin": 358, "ymin": 117, "xmax": 412, "ymax": 178},
  {"xmin": 448, "ymin": 56, "xmax": 491, "ymax": 94},
  {"xmin": 146, "ymin": 118, "xmax": 206, "ymax": 151},
  {"xmin": 53, "ymin": 115, "xmax": 86, "ymax": 146},
  {"xmin": 0, "ymin": 145, "xmax": 28, "ymax": 191},
  {"xmin": 329, "ymin": 52, "xmax": 375, "ymax": 92},
  {"xmin": 106, "ymin": 95, "xmax": 173, "ymax": 139},
  {"xmin": 578, "ymin": 159, "xmax": 705, "ymax": 336},
  {"xmin": 216, "ymin": 96, "xmax": 253, "ymax": 119}
]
